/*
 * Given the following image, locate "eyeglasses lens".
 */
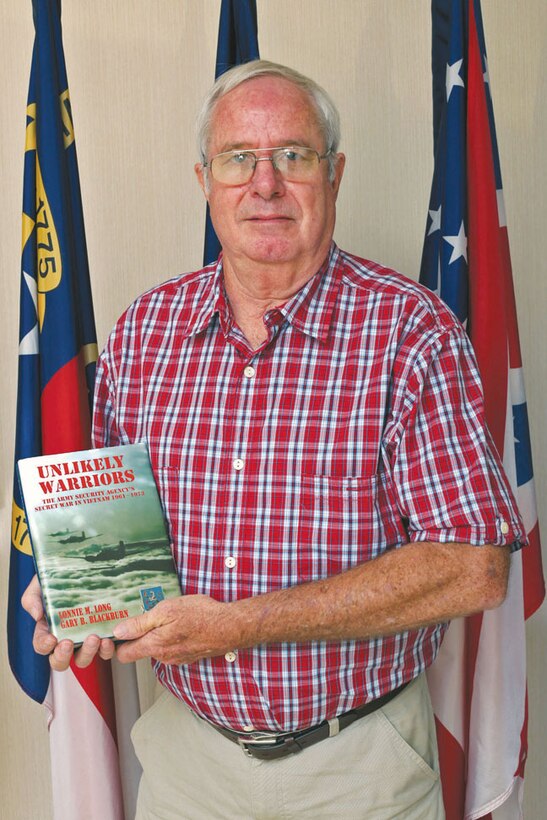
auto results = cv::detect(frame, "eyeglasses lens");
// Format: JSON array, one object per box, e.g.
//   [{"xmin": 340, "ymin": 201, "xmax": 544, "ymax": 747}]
[{"xmin": 210, "ymin": 147, "xmax": 321, "ymax": 185}]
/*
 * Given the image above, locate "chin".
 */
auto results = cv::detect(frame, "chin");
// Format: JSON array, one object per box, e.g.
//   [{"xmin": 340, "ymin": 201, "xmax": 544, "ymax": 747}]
[{"xmin": 246, "ymin": 236, "xmax": 298, "ymax": 261}]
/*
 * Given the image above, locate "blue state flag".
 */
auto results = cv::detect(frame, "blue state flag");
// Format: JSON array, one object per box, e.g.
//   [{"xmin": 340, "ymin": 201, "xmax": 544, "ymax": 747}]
[
  {"xmin": 9, "ymin": 6, "xmax": 125, "ymax": 818},
  {"xmin": 9, "ymin": 0, "xmax": 100, "ymax": 701}
]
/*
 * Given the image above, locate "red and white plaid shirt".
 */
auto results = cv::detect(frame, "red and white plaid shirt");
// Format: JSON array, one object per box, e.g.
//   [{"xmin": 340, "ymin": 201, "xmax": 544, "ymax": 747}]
[{"xmin": 93, "ymin": 244, "xmax": 524, "ymax": 732}]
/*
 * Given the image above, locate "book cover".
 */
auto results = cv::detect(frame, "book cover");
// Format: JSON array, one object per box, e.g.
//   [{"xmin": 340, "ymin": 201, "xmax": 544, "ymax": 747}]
[{"xmin": 18, "ymin": 442, "xmax": 181, "ymax": 644}]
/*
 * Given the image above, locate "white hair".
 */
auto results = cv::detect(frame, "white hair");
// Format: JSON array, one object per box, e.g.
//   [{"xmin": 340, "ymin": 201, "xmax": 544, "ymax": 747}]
[{"xmin": 196, "ymin": 60, "xmax": 341, "ymax": 181}]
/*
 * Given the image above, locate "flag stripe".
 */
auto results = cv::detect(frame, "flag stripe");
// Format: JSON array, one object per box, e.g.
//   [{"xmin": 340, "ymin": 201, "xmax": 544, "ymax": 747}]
[
  {"xmin": 47, "ymin": 671, "xmax": 123, "ymax": 820},
  {"xmin": 434, "ymin": 717, "xmax": 467, "ymax": 820},
  {"xmin": 41, "ymin": 354, "xmax": 91, "ymax": 452},
  {"xmin": 466, "ymin": 0, "xmax": 508, "ymax": 452}
]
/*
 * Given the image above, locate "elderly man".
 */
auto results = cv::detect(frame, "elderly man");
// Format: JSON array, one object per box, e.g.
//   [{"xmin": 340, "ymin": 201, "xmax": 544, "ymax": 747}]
[{"xmin": 25, "ymin": 60, "xmax": 524, "ymax": 818}]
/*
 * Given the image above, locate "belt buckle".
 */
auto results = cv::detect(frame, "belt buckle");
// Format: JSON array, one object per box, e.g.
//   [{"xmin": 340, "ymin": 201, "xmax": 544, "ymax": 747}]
[{"xmin": 237, "ymin": 731, "xmax": 283, "ymax": 758}]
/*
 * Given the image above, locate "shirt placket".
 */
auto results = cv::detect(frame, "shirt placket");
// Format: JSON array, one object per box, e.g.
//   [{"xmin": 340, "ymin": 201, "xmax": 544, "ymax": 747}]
[
  {"xmin": 218, "ymin": 322, "xmax": 282, "ymax": 698},
  {"xmin": 219, "ymin": 345, "xmax": 263, "ymax": 606}
]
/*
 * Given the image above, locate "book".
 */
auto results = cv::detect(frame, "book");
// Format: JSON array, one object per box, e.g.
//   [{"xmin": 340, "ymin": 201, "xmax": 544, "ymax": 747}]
[{"xmin": 18, "ymin": 442, "xmax": 181, "ymax": 645}]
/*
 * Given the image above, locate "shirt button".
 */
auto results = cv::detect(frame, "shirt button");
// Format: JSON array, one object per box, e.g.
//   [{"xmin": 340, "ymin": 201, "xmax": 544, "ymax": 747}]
[
  {"xmin": 225, "ymin": 556, "xmax": 236, "ymax": 568},
  {"xmin": 500, "ymin": 521, "xmax": 510, "ymax": 535},
  {"xmin": 225, "ymin": 651, "xmax": 237, "ymax": 663},
  {"xmin": 242, "ymin": 724, "xmax": 255, "ymax": 732},
  {"xmin": 244, "ymin": 366, "xmax": 256, "ymax": 379},
  {"xmin": 233, "ymin": 458, "xmax": 244, "ymax": 471}
]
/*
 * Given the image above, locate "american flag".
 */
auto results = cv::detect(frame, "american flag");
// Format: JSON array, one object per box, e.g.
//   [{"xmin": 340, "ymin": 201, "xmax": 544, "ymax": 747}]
[{"xmin": 420, "ymin": 1, "xmax": 544, "ymax": 817}]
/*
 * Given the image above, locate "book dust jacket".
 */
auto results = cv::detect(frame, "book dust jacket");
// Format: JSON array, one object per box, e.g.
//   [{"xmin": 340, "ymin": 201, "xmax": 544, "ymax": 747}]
[{"xmin": 18, "ymin": 443, "xmax": 181, "ymax": 644}]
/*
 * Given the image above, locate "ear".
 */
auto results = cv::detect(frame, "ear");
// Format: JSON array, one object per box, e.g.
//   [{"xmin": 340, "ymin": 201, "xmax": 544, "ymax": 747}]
[
  {"xmin": 331, "ymin": 153, "xmax": 346, "ymax": 198},
  {"xmin": 194, "ymin": 163, "xmax": 209, "ymax": 199}
]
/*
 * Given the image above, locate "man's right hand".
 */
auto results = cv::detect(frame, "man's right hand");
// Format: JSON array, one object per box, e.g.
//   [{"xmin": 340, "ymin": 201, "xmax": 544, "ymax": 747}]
[{"xmin": 21, "ymin": 574, "xmax": 116, "ymax": 670}]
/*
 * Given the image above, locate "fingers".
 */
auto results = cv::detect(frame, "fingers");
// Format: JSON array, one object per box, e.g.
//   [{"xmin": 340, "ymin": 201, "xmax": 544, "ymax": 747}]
[
  {"xmin": 33, "ymin": 615, "xmax": 58, "ymax": 656},
  {"xmin": 48, "ymin": 640, "xmax": 75, "ymax": 671},
  {"xmin": 36, "ymin": 635, "xmax": 99, "ymax": 671},
  {"xmin": 98, "ymin": 638, "xmax": 116, "ymax": 661},
  {"xmin": 23, "ymin": 575, "xmax": 61, "ymax": 661},
  {"xmin": 113, "ymin": 613, "xmax": 158, "ymax": 664},
  {"xmin": 113, "ymin": 608, "xmax": 157, "ymax": 642},
  {"xmin": 114, "ymin": 630, "xmax": 181, "ymax": 665},
  {"xmin": 22, "ymin": 575, "xmax": 118, "ymax": 670},
  {"xmin": 26, "ymin": 576, "xmax": 60, "ymax": 660},
  {"xmin": 73, "ymin": 636, "xmax": 116, "ymax": 668},
  {"xmin": 21, "ymin": 574, "xmax": 44, "ymax": 621},
  {"xmin": 50, "ymin": 636, "xmax": 117, "ymax": 671},
  {"xmin": 115, "ymin": 637, "xmax": 148, "ymax": 664},
  {"xmin": 72, "ymin": 635, "xmax": 101, "ymax": 669},
  {"xmin": 112, "ymin": 602, "xmax": 177, "ymax": 663}
]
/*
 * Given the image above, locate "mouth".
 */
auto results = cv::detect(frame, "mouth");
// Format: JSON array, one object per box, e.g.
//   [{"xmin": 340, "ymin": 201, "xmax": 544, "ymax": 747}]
[{"xmin": 245, "ymin": 215, "xmax": 293, "ymax": 223}]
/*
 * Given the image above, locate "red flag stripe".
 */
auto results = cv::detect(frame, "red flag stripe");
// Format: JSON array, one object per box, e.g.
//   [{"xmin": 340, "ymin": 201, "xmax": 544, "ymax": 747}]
[
  {"xmin": 466, "ymin": 0, "xmax": 508, "ymax": 455},
  {"xmin": 40, "ymin": 354, "xmax": 91, "ymax": 454},
  {"xmin": 436, "ymin": 717, "xmax": 467, "ymax": 820}
]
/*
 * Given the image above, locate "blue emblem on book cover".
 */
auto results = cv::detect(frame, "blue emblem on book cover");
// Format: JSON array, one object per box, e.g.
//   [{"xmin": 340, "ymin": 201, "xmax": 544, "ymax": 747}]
[{"xmin": 140, "ymin": 586, "xmax": 165, "ymax": 611}]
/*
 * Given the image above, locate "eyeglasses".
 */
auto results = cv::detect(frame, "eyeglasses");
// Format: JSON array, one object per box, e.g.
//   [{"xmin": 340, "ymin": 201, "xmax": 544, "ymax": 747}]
[{"xmin": 203, "ymin": 145, "xmax": 332, "ymax": 186}]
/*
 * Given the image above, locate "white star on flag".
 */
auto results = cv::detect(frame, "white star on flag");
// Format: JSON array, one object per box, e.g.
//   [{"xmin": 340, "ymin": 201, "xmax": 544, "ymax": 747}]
[
  {"xmin": 428, "ymin": 205, "xmax": 442, "ymax": 235},
  {"xmin": 443, "ymin": 220, "xmax": 468, "ymax": 264},
  {"xmin": 446, "ymin": 58, "xmax": 465, "ymax": 101}
]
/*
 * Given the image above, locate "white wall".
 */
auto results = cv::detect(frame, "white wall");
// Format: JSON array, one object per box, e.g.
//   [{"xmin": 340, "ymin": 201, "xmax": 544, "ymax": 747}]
[{"xmin": 1, "ymin": 2, "xmax": 545, "ymax": 817}]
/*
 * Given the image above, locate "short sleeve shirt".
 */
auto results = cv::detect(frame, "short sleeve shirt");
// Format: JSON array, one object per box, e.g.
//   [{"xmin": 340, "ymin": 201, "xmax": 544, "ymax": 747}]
[{"xmin": 92, "ymin": 244, "xmax": 525, "ymax": 732}]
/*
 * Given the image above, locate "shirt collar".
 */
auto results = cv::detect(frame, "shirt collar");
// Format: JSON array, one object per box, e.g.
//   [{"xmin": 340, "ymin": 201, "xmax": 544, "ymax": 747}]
[
  {"xmin": 176, "ymin": 258, "xmax": 224, "ymax": 340},
  {"xmin": 275, "ymin": 242, "xmax": 342, "ymax": 342},
  {"xmin": 182, "ymin": 243, "xmax": 343, "ymax": 344}
]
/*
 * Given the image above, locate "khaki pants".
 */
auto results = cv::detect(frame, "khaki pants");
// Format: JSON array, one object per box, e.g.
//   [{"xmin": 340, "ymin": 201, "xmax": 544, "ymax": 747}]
[{"xmin": 132, "ymin": 674, "xmax": 445, "ymax": 819}]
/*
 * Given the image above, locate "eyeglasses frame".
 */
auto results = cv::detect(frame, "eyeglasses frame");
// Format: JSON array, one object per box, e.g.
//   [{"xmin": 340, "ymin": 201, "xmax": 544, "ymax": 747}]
[{"xmin": 202, "ymin": 145, "xmax": 333, "ymax": 186}]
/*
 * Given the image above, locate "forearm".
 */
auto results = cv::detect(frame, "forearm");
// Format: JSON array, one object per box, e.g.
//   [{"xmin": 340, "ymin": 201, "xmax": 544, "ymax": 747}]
[
  {"xmin": 228, "ymin": 541, "xmax": 510, "ymax": 648},
  {"xmin": 112, "ymin": 540, "xmax": 510, "ymax": 666}
]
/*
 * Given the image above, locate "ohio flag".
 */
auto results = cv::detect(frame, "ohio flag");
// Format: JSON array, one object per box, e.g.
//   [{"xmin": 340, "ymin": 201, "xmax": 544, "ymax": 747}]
[
  {"xmin": 421, "ymin": 1, "xmax": 545, "ymax": 818},
  {"xmin": 8, "ymin": 2, "xmax": 125, "ymax": 817},
  {"xmin": 203, "ymin": 0, "xmax": 259, "ymax": 264}
]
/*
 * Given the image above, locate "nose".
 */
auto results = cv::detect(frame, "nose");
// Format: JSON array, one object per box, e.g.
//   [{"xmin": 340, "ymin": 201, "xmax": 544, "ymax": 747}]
[{"xmin": 249, "ymin": 156, "xmax": 285, "ymax": 198}]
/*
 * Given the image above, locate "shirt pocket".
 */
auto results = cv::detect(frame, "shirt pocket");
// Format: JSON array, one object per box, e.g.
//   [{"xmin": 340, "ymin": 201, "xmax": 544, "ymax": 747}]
[{"xmin": 294, "ymin": 473, "xmax": 381, "ymax": 583}]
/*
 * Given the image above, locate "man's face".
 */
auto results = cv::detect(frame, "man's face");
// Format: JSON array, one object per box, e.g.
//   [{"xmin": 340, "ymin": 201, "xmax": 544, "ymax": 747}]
[{"xmin": 195, "ymin": 76, "xmax": 345, "ymax": 274}]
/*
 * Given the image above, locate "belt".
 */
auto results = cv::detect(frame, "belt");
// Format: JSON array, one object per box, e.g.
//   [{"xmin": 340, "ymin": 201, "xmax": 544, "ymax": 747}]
[{"xmin": 210, "ymin": 681, "xmax": 409, "ymax": 760}]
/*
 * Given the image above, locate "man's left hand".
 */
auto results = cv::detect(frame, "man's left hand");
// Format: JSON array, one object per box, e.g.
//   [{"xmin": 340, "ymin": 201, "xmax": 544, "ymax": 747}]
[{"xmin": 113, "ymin": 594, "xmax": 235, "ymax": 665}]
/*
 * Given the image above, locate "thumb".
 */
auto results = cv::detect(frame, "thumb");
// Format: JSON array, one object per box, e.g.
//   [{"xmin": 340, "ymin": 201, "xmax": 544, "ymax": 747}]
[{"xmin": 113, "ymin": 609, "xmax": 159, "ymax": 641}]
